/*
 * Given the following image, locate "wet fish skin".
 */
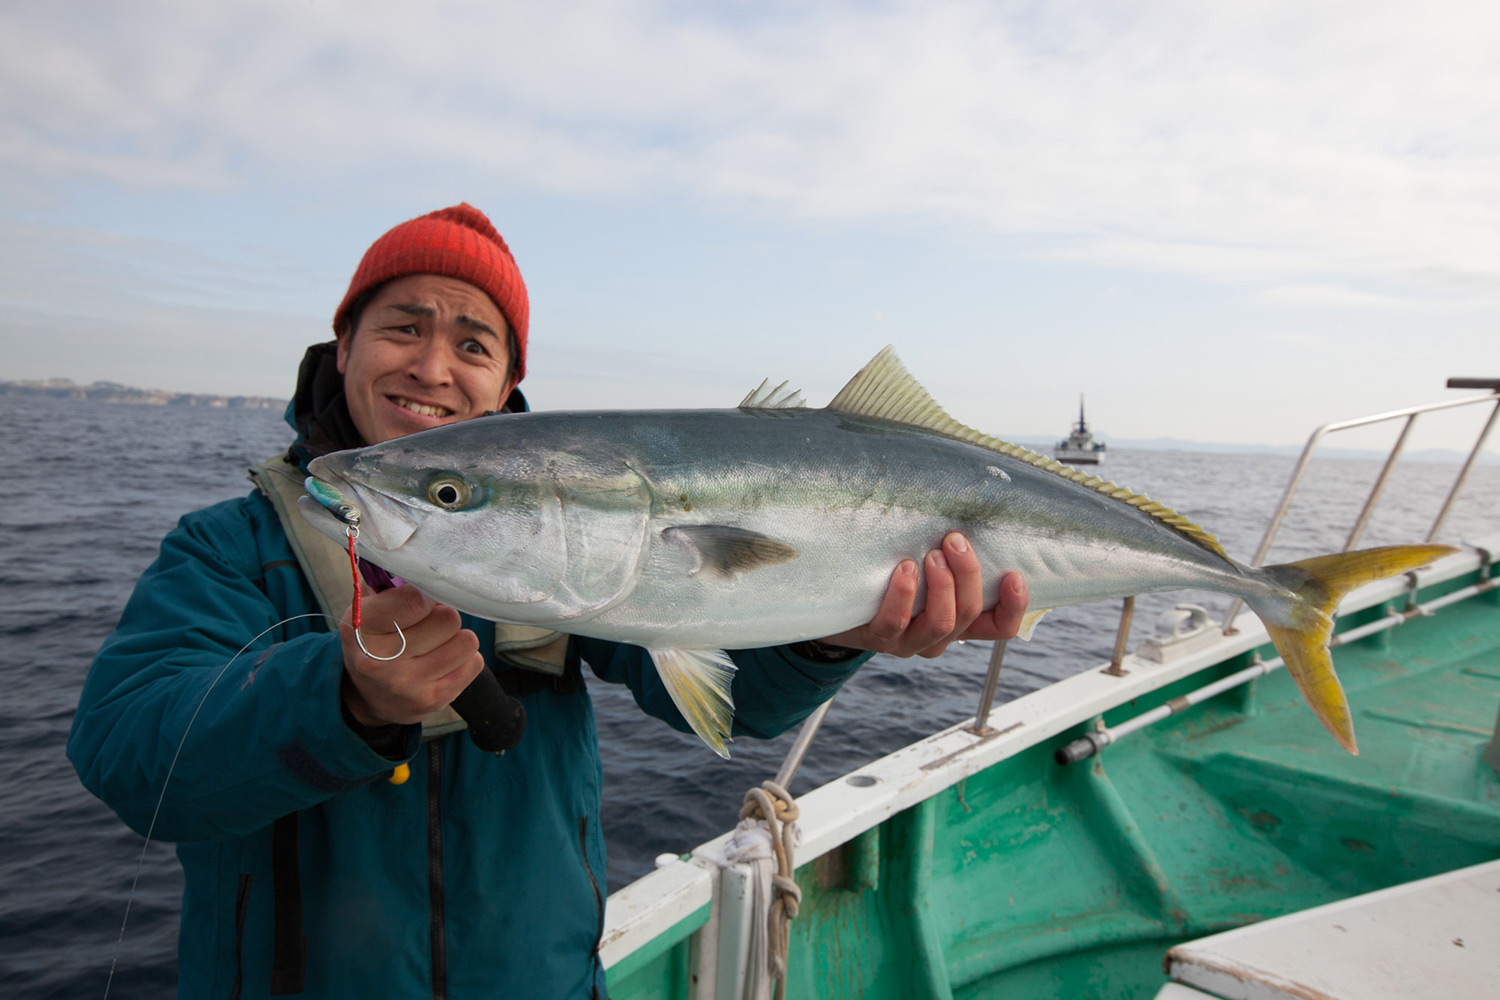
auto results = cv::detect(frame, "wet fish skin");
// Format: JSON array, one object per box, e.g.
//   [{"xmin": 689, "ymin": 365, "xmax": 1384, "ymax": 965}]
[{"xmin": 301, "ymin": 348, "xmax": 1455, "ymax": 757}]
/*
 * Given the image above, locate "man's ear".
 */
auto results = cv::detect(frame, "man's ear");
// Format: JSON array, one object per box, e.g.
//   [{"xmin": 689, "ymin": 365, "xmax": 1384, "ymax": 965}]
[{"xmin": 335, "ymin": 331, "xmax": 351, "ymax": 375}]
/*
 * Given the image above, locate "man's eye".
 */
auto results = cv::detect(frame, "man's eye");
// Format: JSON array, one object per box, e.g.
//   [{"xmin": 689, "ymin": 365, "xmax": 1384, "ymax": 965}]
[{"xmin": 460, "ymin": 339, "xmax": 487, "ymax": 355}]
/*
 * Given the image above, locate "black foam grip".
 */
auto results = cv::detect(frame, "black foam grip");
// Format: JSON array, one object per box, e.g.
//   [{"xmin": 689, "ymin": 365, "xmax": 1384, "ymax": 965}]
[{"xmin": 451, "ymin": 667, "xmax": 527, "ymax": 754}]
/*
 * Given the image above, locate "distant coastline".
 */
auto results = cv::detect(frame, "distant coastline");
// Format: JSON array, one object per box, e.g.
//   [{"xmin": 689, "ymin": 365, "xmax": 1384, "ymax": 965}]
[
  {"xmin": 0, "ymin": 378, "xmax": 284, "ymax": 410},
  {"xmin": 3, "ymin": 379, "xmax": 1491, "ymax": 465}
]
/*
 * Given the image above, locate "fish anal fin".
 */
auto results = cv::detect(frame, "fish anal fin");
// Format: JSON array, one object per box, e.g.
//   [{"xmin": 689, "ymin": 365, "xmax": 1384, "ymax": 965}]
[
  {"xmin": 1016, "ymin": 608, "xmax": 1051, "ymax": 642},
  {"xmin": 663, "ymin": 525, "xmax": 800, "ymax": 580},
  {"xmin": 648, "ymin": 648, "xmax": 737, "ymax": 758}
]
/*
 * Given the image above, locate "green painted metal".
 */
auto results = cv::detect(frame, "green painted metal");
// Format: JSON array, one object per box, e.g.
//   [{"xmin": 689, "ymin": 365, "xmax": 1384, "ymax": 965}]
[
  {"xmin": 604, "ymin": 903, "xmax": 710, "ymax": 999},
  {"xmin": 609, "ymin": 565, "xmax": 1500, "ymax": 1000},
  {"xmin": 784, "ymin": 568, "xmax": 1500, "ymax": 999}
]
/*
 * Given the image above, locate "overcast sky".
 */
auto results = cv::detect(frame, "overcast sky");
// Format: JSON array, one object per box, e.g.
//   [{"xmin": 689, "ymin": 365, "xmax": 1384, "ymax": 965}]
[{"xmin": 3, "ymin": 0, "xmax": 1497, "ymax": 452}]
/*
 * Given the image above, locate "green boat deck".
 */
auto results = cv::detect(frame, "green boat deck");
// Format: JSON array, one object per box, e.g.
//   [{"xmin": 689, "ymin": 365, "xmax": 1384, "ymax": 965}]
[
  {"xmin": 607, "ymin": 559, "xmax": 1500, "ymax": 1000},
  {"xmin": 783, "ymin": 577, "xmax": 1500, "ymax": 998}
]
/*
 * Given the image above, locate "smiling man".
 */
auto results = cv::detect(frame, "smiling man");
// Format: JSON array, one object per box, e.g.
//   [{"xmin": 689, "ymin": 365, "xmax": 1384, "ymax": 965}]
[
  {"xmin": 70, "ymin": 204, "xmax": 1028, "ymax": 999},
  {"xmin": 338, "ymin": 274, "xmax": 514, "ymax": 440}
]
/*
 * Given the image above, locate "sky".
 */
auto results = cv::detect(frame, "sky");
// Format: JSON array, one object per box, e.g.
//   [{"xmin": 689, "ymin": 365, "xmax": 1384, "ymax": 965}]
[{"xmin": 3, "ymin": 0, "xmax": 1498, "ymax": 454}]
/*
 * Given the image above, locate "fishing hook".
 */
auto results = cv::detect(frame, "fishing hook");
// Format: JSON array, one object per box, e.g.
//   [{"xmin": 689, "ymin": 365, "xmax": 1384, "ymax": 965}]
[
  {"xmin": 355, "ymin": 620, "xmax": 407, "ymax": 662},
  {"xmin": 344, "ymin": 523, "xmax": 407, "ymax": 661}
]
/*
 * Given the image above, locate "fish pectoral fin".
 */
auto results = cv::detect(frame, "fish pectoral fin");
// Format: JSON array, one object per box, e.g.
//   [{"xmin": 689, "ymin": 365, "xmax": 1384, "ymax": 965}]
[
  {"xmin": 662, "ymin": 525, "xmax": 800, "ymax": 580},
  {"xmin": 1016, "ymin": 608, "xmax": 1051, "ymax": 642},
  {"xmin": 648, "ymin": 648, "xmax": 738, "ymax": 758}
]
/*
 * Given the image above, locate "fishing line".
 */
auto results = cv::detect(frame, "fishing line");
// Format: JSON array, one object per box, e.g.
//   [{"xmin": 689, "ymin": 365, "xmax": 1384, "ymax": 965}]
[
  {"xmin": 103, "ymin": 612, "xmax": 331, "ymax": 999},
  {"xmin": 103, "ymin": 531, "xmax": 409, "ymax": 999},
  {"xmin": 105, "ymin": 520, "xmax": 415, "ymax": 996}
]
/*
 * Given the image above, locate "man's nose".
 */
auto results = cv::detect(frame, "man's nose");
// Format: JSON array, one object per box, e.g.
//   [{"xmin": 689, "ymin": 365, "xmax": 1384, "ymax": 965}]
[{"xmin": 406, "ymin": 338, "xmax": 452, "ymax": 384}]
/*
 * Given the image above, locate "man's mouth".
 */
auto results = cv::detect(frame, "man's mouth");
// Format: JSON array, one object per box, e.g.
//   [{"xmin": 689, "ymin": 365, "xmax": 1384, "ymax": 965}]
[{"xmin": 391, "ymin": 396, "xmax": 453, "ymax": 418}]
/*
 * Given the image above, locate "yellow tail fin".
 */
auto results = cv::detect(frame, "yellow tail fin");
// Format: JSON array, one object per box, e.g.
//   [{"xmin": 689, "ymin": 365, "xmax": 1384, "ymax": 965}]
[{"xmin": 1257, "ymin": 544, "xmax": 1457, "ymax": 755}]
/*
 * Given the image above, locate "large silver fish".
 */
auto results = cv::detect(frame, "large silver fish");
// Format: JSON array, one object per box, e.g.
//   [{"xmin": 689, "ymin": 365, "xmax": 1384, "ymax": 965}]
[{"xmin": 301, "ymin": 348, "xmax": 1453, "ymax": 757}]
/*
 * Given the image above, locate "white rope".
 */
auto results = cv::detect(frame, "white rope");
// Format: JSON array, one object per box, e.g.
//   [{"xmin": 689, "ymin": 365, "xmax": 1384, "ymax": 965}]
[{"xmin": 717, "ymin": 780, "xmax": 802, "ymax": 1000}]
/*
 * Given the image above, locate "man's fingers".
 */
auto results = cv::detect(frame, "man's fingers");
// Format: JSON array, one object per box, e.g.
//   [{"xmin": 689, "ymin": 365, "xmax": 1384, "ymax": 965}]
[
  {"xmin": 341, "ymin": 600, "xmax": 463, "ymax": 663},
  {"xmin": 359, "ymin": 583, "xmax": 438, "ymax": 632},
  {"xmin": 901, "ymin": 548, "xmax": 957, "ymax": 654},
  {"xmin": 993, "ymin": 572, "xmax": 1029, "ymax": 638},
  {"xmin": 866, "ymin": 559, "xmax": 920, "ymax": 643},
  {"xmin": 958, "ymin": 572, "xmax": 1030, "ymax": 642},
  {"xmin": 943, "ymin": 533, "xmax": 985, "ymax": 630},
  {"xmin": 420, "ymin": 646, "xmax": 487, "ymax": 708}
]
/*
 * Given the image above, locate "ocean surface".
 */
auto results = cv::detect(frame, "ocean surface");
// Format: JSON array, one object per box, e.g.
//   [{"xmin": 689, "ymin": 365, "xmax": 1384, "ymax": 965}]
[{"xmin": 4, "ymin": 393, "xmax": 1498, "ymax": 999}]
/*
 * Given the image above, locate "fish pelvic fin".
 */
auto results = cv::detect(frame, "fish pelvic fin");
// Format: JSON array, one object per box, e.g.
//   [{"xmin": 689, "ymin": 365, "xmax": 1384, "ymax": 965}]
[
  {"xmin": 1251, "ymin": 543, "xmax": 1458, "ymax": 756},
  {"xmin": 647, "ymin": 648, "xmax": 738, "ymax": 758},
  {"xmin": 828, "ymin": 347, "xmax": 1229, "ymax": 560}
]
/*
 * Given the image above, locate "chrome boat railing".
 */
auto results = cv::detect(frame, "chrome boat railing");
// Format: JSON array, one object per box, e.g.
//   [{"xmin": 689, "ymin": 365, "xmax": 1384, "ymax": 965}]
[{"xmin": 1220, "ymin": 377, "xmax": 1499, "ymax": 630}]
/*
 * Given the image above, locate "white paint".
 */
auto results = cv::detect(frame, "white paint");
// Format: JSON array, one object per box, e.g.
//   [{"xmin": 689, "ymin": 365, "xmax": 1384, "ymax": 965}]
[{"xmin": 1166, "ymin": 859, "xmax": 1500, "ymax": 1000}]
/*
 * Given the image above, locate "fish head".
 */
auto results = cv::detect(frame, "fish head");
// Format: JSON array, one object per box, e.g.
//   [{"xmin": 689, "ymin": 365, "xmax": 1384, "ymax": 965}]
[{"xmin": 299, "ymin": 416, "xmax": 653, "ymax": 624}]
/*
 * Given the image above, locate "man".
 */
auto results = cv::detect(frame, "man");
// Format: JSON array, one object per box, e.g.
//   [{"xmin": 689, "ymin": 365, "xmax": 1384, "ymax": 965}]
[{"xmin": 70, "ymin": 204, "xmax": 1028, "ymax": 998}]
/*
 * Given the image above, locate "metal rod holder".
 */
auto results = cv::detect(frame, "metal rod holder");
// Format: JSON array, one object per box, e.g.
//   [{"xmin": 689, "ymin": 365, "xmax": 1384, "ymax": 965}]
[
  {"xmin": 1105, "ymin": 596, "xmax": 1135, "ymax": 676},
  {"xmin": 969, "ymin": 640, "xmax": 1008, "ymax": 735},
  {"xmin": 774, "ymin": 696, "xmax": 835, "ymax": 790}
]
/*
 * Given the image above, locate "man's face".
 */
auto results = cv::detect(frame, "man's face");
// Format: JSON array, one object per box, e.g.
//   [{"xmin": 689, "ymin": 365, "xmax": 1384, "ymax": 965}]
[{"xmin": 336, "ymin": 273, "xmax": 515, "ymax": 445}]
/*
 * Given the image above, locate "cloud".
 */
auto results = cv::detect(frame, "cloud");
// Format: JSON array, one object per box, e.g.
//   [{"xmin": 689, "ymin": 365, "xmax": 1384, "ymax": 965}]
[{"xmin": 3, "ymin": 0, "xmax": 1499, "ymax": 299}]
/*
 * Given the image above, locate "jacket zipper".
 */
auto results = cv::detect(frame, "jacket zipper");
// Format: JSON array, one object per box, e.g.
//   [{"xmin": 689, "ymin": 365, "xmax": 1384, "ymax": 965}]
[
  {"xmin": 230, "ymin": 873, "xmax": 251, "ymax": 1000},
  {"xmin": 579, "ymin": 816, "xmax": 604, "ymax": 954},
  {"xmin": 428, "ymin": 743, "xmax": 447, "ymax": 1000}
]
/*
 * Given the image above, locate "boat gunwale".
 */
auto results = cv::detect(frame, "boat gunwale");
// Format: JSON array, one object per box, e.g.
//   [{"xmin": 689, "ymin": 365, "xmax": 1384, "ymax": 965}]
[{"xmin": 600, "ymin": 535, "xmax": 1497, "ymax": 971}]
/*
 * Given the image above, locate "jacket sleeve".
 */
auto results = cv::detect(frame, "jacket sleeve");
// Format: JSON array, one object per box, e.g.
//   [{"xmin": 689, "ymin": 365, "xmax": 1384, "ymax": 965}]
[
  {"xmin": 67, "ymin": 496, "xmax": 418, "ymax": 843},
  {"xmin": 575, "ymin": 637, "xmax": 871, "ymax": 740}
]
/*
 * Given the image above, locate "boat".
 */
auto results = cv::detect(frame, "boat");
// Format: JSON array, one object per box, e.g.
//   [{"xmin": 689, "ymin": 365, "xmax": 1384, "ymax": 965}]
[
  {"xmin": 1055, "ymin": 394, "xmax": 1107, "ymax": 464},
  {"xmin": 595, "ymin": 378, "xmax": 1500, "ymax": 999}
]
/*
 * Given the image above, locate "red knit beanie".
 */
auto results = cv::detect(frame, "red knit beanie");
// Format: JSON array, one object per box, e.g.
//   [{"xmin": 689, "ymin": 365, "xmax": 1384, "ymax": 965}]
[{"xmin": 332, "ymin": 204, "xmax": 530, "ymax": 382}]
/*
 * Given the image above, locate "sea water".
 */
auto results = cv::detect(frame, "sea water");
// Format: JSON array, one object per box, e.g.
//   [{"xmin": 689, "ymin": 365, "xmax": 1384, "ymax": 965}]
[{"xmin": 3, "ymin": 392, "xmax": 1497, "ymax": 999}]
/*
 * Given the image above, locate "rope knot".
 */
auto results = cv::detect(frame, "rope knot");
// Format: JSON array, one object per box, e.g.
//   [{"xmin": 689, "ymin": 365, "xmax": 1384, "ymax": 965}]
[{"xmin": 735, "ymin": 779, "xmax": 801, "ymax": 999}]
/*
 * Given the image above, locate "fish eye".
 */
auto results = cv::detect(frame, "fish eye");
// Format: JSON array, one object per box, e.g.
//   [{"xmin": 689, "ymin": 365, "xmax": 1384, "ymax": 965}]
[{"xmin": 427, "ymin": 476, "xmax": 472, "ymax": 510}]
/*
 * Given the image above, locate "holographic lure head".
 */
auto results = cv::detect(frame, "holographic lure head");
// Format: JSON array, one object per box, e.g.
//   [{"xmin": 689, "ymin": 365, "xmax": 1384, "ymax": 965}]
[{"xmin": 304, "ymin": 476, "xmax": 361, "ymax": 528}]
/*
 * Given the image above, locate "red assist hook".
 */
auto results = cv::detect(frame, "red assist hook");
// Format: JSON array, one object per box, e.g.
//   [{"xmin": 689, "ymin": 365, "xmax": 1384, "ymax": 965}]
[{"xmin": 346, "ymin": 525, "xmax": 405, "ymax": 662}]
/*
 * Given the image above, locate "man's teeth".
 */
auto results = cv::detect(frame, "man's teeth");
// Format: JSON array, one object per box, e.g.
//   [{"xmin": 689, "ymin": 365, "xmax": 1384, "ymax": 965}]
[{"xmin": 394, "ymin": 397, "xmax": 452, "ymax": 417}]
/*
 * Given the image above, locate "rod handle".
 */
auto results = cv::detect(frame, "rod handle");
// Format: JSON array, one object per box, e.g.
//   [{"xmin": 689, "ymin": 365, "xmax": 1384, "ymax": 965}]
[{"xmin": 451, "ymin": 667, "xmax": 527, "ymax": 755}]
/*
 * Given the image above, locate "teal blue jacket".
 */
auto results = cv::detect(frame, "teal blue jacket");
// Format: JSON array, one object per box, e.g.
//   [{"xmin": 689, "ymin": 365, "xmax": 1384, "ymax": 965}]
[{"xmin": 68, "ymin": 482, "xmax": 866, "ymax": 998}]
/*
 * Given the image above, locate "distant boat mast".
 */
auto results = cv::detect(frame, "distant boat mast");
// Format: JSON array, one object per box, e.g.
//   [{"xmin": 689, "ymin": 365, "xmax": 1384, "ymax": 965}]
[{"xmin": 1056, "ymin": 393, "xmax": 1106, "ymax": 465}]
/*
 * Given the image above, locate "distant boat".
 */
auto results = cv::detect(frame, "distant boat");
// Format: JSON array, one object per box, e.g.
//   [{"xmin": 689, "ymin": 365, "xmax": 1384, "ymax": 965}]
[{"xmin": 1054, "ymin": 394, "xmax": 1106, "ymax": 465}]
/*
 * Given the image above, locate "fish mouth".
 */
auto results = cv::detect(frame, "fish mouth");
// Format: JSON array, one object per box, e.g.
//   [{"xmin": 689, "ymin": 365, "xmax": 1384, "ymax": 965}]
[{"xmin": 302, "ymin": 458, "xmax": 426, "ymax": 552}]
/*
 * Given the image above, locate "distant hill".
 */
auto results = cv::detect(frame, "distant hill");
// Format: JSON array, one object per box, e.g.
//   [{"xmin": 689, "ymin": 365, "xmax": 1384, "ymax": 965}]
[{"xmin": 0, "ymin": 378, "xmax": 284, "ymax": 410}]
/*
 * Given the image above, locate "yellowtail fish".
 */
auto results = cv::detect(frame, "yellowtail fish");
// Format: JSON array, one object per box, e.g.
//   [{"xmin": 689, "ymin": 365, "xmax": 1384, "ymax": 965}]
[{"xmin": 300, "ymin": 348, "xmax": 1455, "ymax": 757}]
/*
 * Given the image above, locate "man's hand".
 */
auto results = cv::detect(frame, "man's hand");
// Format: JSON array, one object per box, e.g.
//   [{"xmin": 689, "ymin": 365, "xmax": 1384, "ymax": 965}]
[
  {"xmin": 819, "ymin": 532, "xmax": 1028, "ymax": 659},
  {"xmin": 339, "ymin": 584, "xmax": 485, "ymax": 727}
]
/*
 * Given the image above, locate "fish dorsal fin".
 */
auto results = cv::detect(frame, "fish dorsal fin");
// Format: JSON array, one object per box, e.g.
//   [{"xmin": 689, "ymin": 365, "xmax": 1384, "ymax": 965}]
[
  {"xmin": 740, "ymin": 378, "xmax": 807, "ymax": 410},
  {"xmin": 828, "ymin": 347, "xmax": 1229, "ymax": 561}
]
